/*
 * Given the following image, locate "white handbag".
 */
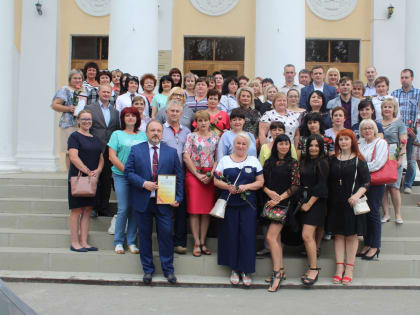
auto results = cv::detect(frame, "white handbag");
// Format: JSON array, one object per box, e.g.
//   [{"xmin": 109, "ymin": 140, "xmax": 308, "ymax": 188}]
[
  {"xmin": 352, "ymin": 158, "xmax": 370, "ymax": 215},
  {"xmin": 210, "ymin": 168, "xmax": 243, "ymax": 219}
]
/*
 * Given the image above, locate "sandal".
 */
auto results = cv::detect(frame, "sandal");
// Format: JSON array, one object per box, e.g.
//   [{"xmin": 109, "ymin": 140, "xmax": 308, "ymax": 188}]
[
  {"xmin": 192, "ymin": 244, "xmax": 201, "ymax": 257},
  {"xmin": 241, "ymin": 272, "xmax": 252, "ymax": 287},
  {"xmin": 230, "ymin": 270, "xmax": 240, "ymax": 285},
  {"xmin": 302, "ymin": 267, "xmax": 320, "ymax": 287},
  {"xmin": 200, "ymin": 244, "xmax": 211, "ymax": 255},
  {"xmin": 265, "ymin": 270, "xmax": 276, "ymax": 283},
  {"xmin": 333, "ymin": 262, "xmax": 345, "ymax": 284},
  {"xmin": 268, "ymin": 268, "xmax": 286, "ymax": 292},
  {"xmin": 342, "ymin": 263, "xmax": 354, "ymax": 285}
]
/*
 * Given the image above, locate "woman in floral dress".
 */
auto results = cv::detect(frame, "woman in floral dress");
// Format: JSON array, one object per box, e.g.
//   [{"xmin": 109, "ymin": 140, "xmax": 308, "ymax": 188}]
[{"xmin": 183, "ymin": 110, "xmax": 219, "ymax": 257}]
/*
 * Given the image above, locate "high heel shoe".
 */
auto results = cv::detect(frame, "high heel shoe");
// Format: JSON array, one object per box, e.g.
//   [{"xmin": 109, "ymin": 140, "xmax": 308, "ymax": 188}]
[
  {"xmin": 265, "ymin": 270, "xmax": 276, "ymax": 283},
  {"xmin": 302, "ymin": 267, "xmax": 320, "ymax": 287},
  {"xmin": 342, "ymin": 263, "xmax": 354, "ymax": 285},
  {"xmin": 362, "ymin": 248, "xmax": 380, "ymax": 260},
  {"xmin": 332, "ymin": 262, "xmax": 345, "ymax": 284},
  {"xmin": 268, "ymin": 268, "xmax": 286, "ymax": 293},
  {"xmin": 356, "ymin": 248, "xmax": 370, "ymax": 258}
]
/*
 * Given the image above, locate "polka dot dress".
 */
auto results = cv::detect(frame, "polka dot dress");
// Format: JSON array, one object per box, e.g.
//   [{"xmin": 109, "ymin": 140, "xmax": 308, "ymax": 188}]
[{"xmin": 260, "ymin": 110, "xmax": 300, "ymax": 142}]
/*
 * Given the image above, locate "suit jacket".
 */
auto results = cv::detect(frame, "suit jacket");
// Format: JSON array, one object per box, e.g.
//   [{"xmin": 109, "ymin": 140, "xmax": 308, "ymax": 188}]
[
  {"xmin": 125, "ymin": 141, "xmax": 184, "ymax": 213},
  {"xmin": 299, "ymin": 83, "xmax": 338, "ymax": 110},
  {"xmin": 85, "ymin": 102, "xmax": 120, "ymax": 151},
  {"xmin": 327, "ymin": 96, "xmax": 360, "ymax": 127}
]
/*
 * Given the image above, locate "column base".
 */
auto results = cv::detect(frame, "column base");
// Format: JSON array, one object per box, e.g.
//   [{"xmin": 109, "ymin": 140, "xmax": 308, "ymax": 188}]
[
  {"xmin": 15, "ymin": 154, "xmax": 60, "ymax": 172},
  {"xmin": 0, "ymin": 157, "xmax": 21, "ymax": 174}
]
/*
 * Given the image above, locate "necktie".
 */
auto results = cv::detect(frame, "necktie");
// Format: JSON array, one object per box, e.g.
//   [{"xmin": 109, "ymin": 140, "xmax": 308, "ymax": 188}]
[
  {"xmin": 130, "ymin": 94, "xmax": 135, "ymax": 101},
  {"xmin": 152, "ymin": 146, "xmax": 158, "ymax": 182}
]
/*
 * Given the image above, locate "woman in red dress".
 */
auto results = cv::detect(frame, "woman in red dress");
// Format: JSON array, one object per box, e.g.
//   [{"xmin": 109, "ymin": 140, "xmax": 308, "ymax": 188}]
[{"xmin": 183, "ymin": 110, "xmax": 219, "ymax": 257}]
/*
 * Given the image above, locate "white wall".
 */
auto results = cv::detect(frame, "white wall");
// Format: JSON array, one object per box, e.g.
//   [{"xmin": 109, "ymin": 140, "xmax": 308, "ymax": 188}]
[
  {"xmin": 158, "ymin": 0, "xmax": 173, "ymax": 50},
  {"xmin": 405, "ymin": 0, "xmax": 420, "ymax": 85}
]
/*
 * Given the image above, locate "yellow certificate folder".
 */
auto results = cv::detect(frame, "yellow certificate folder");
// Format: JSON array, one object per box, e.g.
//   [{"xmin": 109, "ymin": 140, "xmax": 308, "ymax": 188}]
[{"xmin": 157, "ymin": 175, "xmax": 176, "ymax": 204}]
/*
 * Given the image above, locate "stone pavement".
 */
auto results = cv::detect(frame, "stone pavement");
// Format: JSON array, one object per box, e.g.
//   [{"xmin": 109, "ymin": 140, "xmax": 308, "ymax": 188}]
[{"xmin": 5, "ymin": 282, "xmax": 420, "ymax": 315}]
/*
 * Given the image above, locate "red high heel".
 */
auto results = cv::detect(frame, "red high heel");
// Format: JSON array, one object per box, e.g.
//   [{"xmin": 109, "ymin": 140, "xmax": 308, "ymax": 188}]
[
  {"xmin": 342, "ymin": 263, "xmax": 354, "ymax": 285},
  {"xmin": 332, "ymin": 262, "xmax": 345, "ymax": 284}
]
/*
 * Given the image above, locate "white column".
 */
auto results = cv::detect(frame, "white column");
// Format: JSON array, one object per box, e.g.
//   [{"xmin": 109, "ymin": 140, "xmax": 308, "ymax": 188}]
[
  {"xmin": 405, "ymin": 0, "xmax": 420, "ymax": 81},
  {"xmin": 255, "ymin": 0, "xmax": 305, "ymax": 87},
  {"xmin": 0, "ymin": 0, "xmax": 19, "ymax": 172},
  {"xmin": 15, "ymin": 0, "xmax": 60, "ymax": 171},
  {"xmin": 108, "ymin": 0, "xmax": 158, "ymax": 77}
]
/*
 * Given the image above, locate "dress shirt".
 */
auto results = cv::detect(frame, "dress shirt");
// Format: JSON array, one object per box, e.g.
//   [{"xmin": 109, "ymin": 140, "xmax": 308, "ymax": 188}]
[
  {"xmin": 392, "ymin": 86, "xmax": 420, "ymax": 126},
  {"xmin": 364, "ymin": 83, "xmax": 376, "ymax": 97},
  {"xmin": 359, "ymin": 138, "xmax": 388, "ymax": 172},
  {"xmin": 116, "ymin": 92, "xmax": 150, "ymax": 118},
  {"xmin": 98, "ymin": 99, "xmax": 110, "ymax": 126},
  {"xmin": 147, "ymin": 142, "xmax": 160, "ymax": 197},
  {"xmin": 279, "ymin": 83, "xmax": 303, "ymax": 94},
  {"xmin": 340, "ymin": 97, "xmax": 352, "ymax": 129},
  {"xmin": 313, "ymin": 83, "xmax": 324, "ymax": 92}
]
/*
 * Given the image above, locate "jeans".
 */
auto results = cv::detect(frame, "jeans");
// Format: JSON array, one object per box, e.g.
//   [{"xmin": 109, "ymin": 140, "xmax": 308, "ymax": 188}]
[
  {"xmin": 404, "ymin": 135, "xmax": 417, "ymax": 189},
  {"xmin": 365, "ymin": 185, "xmax": 385, "ymax": 249},
  {"xmin": 113, "ymin": 173, "xmax": 137, "ymax": 246}
]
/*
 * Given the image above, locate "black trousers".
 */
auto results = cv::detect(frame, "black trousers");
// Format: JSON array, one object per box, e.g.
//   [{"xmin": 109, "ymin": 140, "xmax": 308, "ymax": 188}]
[{"xmin": 96, "ymin": 149, "xmax": 114, "ymax": 217}]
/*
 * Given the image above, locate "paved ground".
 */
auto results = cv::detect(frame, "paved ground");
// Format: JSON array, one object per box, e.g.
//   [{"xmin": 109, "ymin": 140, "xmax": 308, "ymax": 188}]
[{"xmin": 5, "ymin": 282, "xmax": 420, "ymax": 315}]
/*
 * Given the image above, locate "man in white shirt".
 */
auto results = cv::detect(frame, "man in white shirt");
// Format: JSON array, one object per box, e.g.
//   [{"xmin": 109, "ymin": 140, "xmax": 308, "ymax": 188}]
[
  {"xmin": 364, "ymin": 66, "xmax": 377, "ymax": 97},
  {"xmin": 279, "ymin": 64, "xmax": 304, "ymax": 94}
]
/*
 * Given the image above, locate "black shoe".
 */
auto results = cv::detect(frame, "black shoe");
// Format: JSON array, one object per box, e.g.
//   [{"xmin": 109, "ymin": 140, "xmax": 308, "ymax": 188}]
[
  {"xmin": 143, "ymin": 273, "xmax": 153, "ymax": 285},
  {"xmin": 302, "ymin": 267, "xmax": 320, "ymax": 287},
  {"xmin": 84, "ymin": 246, "xmax": 98, "ymax": 251},
  {"xmin": 165, "ymin": 273, "xmax": 177, "ymax": 284},
  {"xmin": 362, "ymin": 248, "xmax": 380, "ymax": 260},
  {"xmin": 70, "ymin": 246, "xmax": 88, "ymax": 252},
  {"xmin": 356, "ymin": 248, "xmax": 370, "ymax": 258},
  {"xmin": 90, "ymin": 210, "xmax": 98, "ymax": 218}
]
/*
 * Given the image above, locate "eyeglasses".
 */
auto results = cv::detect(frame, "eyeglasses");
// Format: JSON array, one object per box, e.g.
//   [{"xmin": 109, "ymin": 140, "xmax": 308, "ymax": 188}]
[
  {"xmin": 172, "ymin": 93, "xmax": 184, "ymax": 98},
  {"xmin": 80, "ymin": 118, "xmax": 92, "ymax": 122},
  {"xmin": 361, "ymin": 127, "xmax": 374, "ymax": 131}
]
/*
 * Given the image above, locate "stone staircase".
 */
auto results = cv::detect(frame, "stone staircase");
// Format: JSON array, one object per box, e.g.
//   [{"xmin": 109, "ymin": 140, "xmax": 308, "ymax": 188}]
[{"xmin": 1, "ymin": 172, "xmax": 420, "ymax": 287}]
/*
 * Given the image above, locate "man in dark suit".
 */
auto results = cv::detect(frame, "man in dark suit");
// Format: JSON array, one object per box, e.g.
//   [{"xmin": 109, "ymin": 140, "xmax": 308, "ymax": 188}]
[
  {"xmin": 299, "ymin": 65, "xmax": 337, "ymax": 110},
  {"xmin": 85, "ymin": 84, "xmax": 120, "ymax": 217},
  {"xmin": 125, "ymin": 120, "xmax": 183, "ymax": 284}
]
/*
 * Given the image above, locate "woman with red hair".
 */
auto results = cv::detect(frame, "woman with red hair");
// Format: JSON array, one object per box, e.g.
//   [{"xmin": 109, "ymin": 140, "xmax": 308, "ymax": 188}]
[
  {"xmin": 107, "ymin": 107, "xmax": 147, "ymax": 255},
  {"xmin": 326, "ymin": 129, "xmax": 370, "ymax": 285}
]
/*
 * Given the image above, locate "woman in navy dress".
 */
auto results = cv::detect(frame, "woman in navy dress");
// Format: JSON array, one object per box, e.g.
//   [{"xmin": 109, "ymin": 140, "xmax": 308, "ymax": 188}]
[
  {"xmin": 214, "ymin": 132, "xmax": 264, "ymax": 287},
  {"xmin": 68, "ymin": 110, "xmax": 103, "ymax": 252}
]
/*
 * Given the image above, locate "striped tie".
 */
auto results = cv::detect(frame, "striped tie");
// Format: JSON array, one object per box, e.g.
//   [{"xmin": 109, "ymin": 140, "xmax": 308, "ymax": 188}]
[{"xmin": 152, "ymin": 146, "xmax": 158, "ymax": 182}]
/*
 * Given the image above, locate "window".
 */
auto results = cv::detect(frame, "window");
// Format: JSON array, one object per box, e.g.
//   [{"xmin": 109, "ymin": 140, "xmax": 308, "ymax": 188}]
[
  {"xmin": 306, "ymin": 39, "xmax": 359, "ymax": 63},
  {"xmin": 71, "ymin": 36, "xmax": 109, "ymax": 70}
]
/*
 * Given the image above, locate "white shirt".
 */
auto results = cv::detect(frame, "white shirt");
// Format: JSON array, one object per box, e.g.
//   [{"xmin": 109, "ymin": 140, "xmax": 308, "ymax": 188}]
[
  {"xmin": 359, "ymin": 138, "xmax": 388, "ymax": 172},
  {"xmin": 116, "ymin": 92, "xmax": 150, "ymax": 118},
  {"xmin": 279, "ymin": 83, "xmax": 304, "ymax": 94},
  {"xmin": 313, "ymin": 83, "xmax": 324, "ymax": 92},
  {"xmin": 371, "ymin": 94, "xmax": 399, "ymax": 121},
  {"xmin": 148, "ymin": 142, "xmax": 160, "ymax": 197},
  {"xmin": 364, "ymin": 84, "xmax": 376, "ymax": 97}
]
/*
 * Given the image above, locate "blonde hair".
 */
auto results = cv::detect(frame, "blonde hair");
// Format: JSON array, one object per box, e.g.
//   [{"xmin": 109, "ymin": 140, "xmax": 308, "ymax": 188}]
[
  {"xmin": 272, "ymin": 92, "xmax": 287, "ymax": 108},
  {"xmin": 168, "ymin": 87, "xmax": 186, "ymax": 104},
  {"xmin": 359, "ymin": 119, "xmax": 379, "ymax": 137},
  {"xmin": 247, "ymin": 80, "xmax": 262, "ymax": 97},
  {"xmin": 194, "ymin": 110, "xmax": 210, "ymax": 122},
  {"xmin": 381, "ymin": 98, "xmax": 399, "ymax": 118},
  {"xmin": 68, "ymin": 69, "xmax": 83, "ymax": 83},
  {"xmin": 236, "ymin": 87, "xmax": 255, "ymax": 109},
  {"xmin": 326, "ymin": 67, "xmax": 341, "ymax": 84},
  {"xmin": 263, "ymin": 84, "xmax": 279, "ymax": 102},
  {"xmin": 234, "ymin": 131, "xmax": 251, "ymax": 149}
]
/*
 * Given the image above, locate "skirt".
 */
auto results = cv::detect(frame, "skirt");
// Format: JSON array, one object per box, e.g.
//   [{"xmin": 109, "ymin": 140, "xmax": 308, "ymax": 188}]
[{"xmin": 185, "ymin": 169, "xmax": 215, "ymax": 214}]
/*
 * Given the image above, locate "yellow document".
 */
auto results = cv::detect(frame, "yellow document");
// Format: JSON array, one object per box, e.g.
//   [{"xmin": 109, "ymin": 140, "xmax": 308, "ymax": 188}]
[{"xmin": 157, "ymin": 175, "xmax": 176, "ymax": 204}]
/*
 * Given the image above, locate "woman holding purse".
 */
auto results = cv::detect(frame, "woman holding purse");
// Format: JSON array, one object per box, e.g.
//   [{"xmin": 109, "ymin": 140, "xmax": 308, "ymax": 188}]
[
  {"xmin": 357, "ymin": 119, "xmax": 388, "ymax": 260},
  {"xmin": 262, "ymin": 134, "xmax": 299, "ymax": 292},
  {"xmin": 299, "ymin": 134, "xmax": 329, "ymax": 287},
  {"xmin": 68, "ymin": 110, "xmax": 103, "ymax": 252},
  {"xmin": 214, "ymin": 132, "xmax": 264, "ymax": 287},
  {"xmin": 326, "ymin": 129, "xmax": 370, "ymax": 285}
]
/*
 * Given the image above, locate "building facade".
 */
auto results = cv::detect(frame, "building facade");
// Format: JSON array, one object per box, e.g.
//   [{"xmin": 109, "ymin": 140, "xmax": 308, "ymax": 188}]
[{"xmin": 1, "ymin": 0, "xmax": 419, "ymax": 171}]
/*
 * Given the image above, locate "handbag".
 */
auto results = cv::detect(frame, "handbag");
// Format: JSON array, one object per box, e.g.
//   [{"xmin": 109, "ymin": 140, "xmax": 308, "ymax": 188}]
[
  {"xmin": 210, "ymin": 168, "xmax": 243, "ymax": 219},
  {"xmin": 70, "ymin": 171, "xmax": 98, "ymax": 197},
  {"xmin": 352, "ymin": 158, "xmax": 370, "ymax": 215},
  {"xmin": 261, "ymin": 203, "xmax": 289, "ymax": 224},
  {"xmin": 370, "ymin": 140, "xmax": 398, "ymax": 185}
]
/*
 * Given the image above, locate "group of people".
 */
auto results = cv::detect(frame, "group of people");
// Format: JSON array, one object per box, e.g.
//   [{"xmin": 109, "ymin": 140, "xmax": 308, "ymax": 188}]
[{"xmin": 51, "ymin": 61, "xmax": 420, "ymax": 289}]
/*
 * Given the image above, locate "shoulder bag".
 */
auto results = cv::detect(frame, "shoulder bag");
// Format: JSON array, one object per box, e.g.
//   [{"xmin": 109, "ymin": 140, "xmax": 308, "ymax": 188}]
[
  {"xmin": 370, "ymin": 140, "xmax": 398, "ymax": 185},
  {"xmin": 352, "ymin": 158, "xmax": 370, "ymax": 215}
]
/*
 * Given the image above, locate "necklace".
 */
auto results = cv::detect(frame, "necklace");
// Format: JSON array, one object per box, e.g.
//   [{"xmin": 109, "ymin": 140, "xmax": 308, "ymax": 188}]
[{"xmin": 338, "ymin": 152, "xmax": 353, "ymax": 186}]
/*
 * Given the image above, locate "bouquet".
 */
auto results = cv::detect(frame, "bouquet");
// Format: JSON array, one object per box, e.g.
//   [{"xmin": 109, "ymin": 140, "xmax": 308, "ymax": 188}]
[{"xmin": 214, "ymin": 171, "xmax": 254, "ymax": 209}]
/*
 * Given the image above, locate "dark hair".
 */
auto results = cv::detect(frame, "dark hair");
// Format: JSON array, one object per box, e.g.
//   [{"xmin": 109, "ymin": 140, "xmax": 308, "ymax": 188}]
[
  {"xmin": 230, "ymin": 108, "xmax": 246, "ymax": 120},
  {"xmin": 301, "ymin": 134, "xmax": 328, "ymax": 176},
  {"xmin": 307, "ymin": 90, "xmax": 327, "ymax": 113},
  {"xmin": 196, "ymin": 77, "xmax": 209, "ymax": 86},
  {"xmin": 120, "ymin": 106, "xmax": 141, "ymax": 132},
  {"xmin": 300, "ymin": 112, "xmax": 325, "ymax": 137},
  {"xmin": 212, "ymin": 71, "xmax": 223, "ymax": 77},
  {"xmin": 83, "ymin": 62, "xmax": 99, "ymax": 79},
  {"xmin": 374, "ymin": 76, "xmax": 389, "ymax": 87},
  {"xmin": 299, "ymin": 69, "xmax": 310, "ymax": 76},
  {"xmin": 140, "ymin": 73, "xmax": 157, "ymax": 89},
  {"xmin": 311, "ymin": 65, "xmax": 324, "ymax": 72},
  {"xmin": 262, "ymin": 78, "xmax": 274, "ymax": 85},
  {"xmin": 158, "ymin": 75, "xmax": 174, "ymax": 93},
  {"xmin": 119, "ymin": 73, "xmax": 131, "ymax": 94},
  {"xmin": 402, "ymin": 68, "xmax": 414, "ymax": 78},
  {"xmin": 331, "ymin": 106, "xmax": 346, "ymax": 118},
  {"xmin": 96, "ymin": 70, "xmax": 112, "ymax": 83},
  {"xmin": 238, "ymin": 75, "xmax": 249, "ymax": 82},
  {"xmin": 221, "ymin": 76, "xmax": 239, "ymax": 95},
  {"xmin": 125, "ymin": 76, "xmax": 140, "ymax": 93},
  {"xmin": 207, "ymin": 88, "xmax": 221, "ymax": 101},
  {"xmin": 169, "ymin": 68, "xmax": 182, "ymax": 87},
  {"xmin": 358, "ymin": 99, "xmax": 376, "ymax": 122},
  {"xmin": 266, "ymin": 134, "xmax": 293, "ymax": 166},
  {"xmin": 339, "ymin": 76, "xmax": 352, "ymax": 85},
  {"xmin": 270, "ymin": 121, "xmax": 285, "ymax": 131}
]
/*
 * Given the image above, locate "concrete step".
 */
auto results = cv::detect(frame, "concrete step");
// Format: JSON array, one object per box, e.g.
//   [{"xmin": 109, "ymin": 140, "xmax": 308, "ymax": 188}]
[
  {"xmin": 0, "ymin": 198, "xmax": 117, "ymax": 214},
  {"xmin": 0, "ymin": 247, "xmax": 418, "ymax": 279},
  {"xmin": 381, "ymin": 220, "xmax": 420, "ymax": 237},
  {"xmin": 0, "ymin": 173, "xmax": 67, "ymax": 187},
  {"xmin": 3, "ymin": 270, "xmax": 420, "ymax": 288}
]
